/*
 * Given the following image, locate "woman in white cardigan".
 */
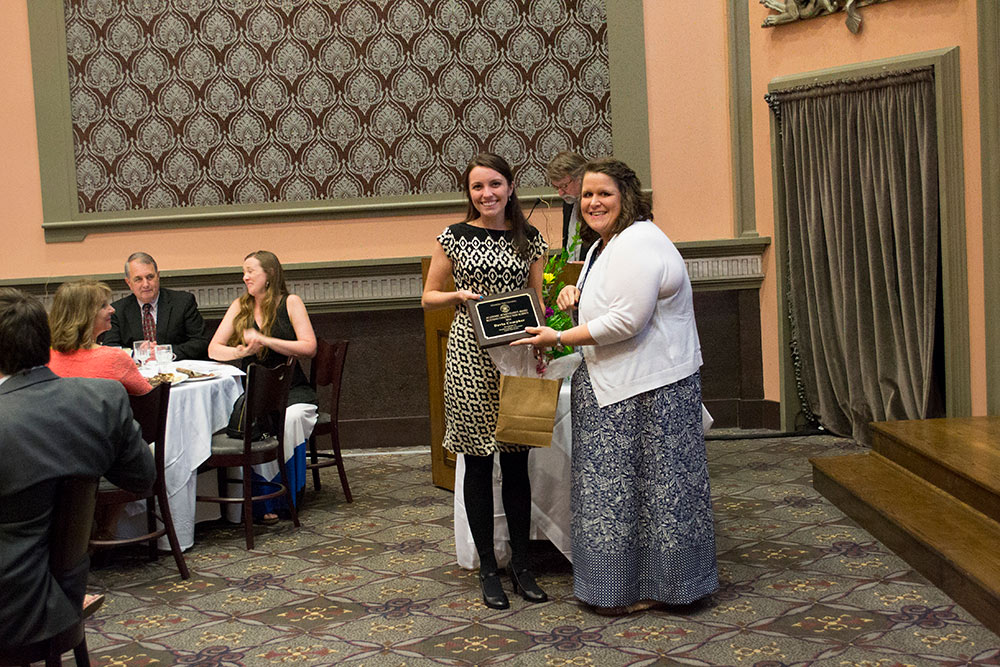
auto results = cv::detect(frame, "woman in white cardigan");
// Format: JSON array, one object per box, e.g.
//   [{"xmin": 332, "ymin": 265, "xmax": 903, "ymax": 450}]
[{"xmin": 515, "ymin": 158, "xmax": 718, "ymax": 615}]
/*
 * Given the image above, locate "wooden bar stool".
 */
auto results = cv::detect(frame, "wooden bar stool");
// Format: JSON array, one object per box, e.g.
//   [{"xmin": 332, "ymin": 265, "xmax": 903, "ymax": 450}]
[{"xmin": 197, "ymin": 362, "xmax": 299, "ymax": 549}]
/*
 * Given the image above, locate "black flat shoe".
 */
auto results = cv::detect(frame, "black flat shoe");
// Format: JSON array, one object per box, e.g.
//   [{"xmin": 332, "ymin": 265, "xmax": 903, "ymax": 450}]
[
  {"xmin": 510, "ymin": 567, "xmax": 548, "ymax": 603},
  {"xmin": 479, "ymin": 570, "xmax": 510, "ymax": 609}
]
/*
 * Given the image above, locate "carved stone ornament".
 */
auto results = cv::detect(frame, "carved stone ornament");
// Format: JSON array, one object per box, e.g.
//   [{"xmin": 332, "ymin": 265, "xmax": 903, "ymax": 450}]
[{"xmin": 761, "ymin": 0, "xmax": 896, "ymax": 34}]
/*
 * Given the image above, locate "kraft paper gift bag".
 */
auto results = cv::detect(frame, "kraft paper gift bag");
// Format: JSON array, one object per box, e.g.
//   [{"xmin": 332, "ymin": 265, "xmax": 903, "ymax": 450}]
[{"xmin": 495, "ymin": 374, "xmax": 562, "ymax": 448}]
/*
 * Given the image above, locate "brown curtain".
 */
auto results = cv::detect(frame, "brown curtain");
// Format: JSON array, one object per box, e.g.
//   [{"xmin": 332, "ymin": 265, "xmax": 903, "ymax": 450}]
[{"xmin": 767, "ymin": 68, "xmax": 940, "ymax": 443}]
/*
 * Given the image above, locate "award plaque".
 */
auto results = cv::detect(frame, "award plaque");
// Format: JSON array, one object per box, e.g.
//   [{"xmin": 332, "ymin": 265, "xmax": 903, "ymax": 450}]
[{"xmin": 466, "ymin": 288, "xmax": 544, "ymax": 348}]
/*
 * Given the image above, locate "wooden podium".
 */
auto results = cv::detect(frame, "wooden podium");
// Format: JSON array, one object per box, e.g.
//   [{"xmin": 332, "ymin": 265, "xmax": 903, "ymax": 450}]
[
  {"xmin": 422, "ymin": 257, "xmax": 457, "ymax": 490},
  {"xmin": 422, "ymin": 258, "xmax": 583, "ymax": 491}
]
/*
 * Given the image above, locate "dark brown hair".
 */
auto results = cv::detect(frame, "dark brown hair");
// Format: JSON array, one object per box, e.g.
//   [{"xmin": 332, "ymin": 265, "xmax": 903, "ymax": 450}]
[
  {"xmin": 0, "ymin": 288, "xmax": 51, "ymax": 374},
  {"xmin": 581, "ymin": 158, "xmax": 653, "ymax": 239},
  {"xmin": 461, "ymin": 153, "xmax": 534, "ymax": 260}
]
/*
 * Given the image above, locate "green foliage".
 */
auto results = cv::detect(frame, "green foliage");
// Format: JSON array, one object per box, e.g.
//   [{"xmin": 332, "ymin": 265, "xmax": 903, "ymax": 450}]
[{"xmin": 541, "ymin": 227, "xmax": 580, "ymax": 359}]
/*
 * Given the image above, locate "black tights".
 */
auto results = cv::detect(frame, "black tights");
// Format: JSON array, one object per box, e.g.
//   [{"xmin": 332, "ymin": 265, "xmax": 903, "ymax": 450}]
[{"xmin": 463, "ymin": 450, "xmax": 531, "ymax": 573}]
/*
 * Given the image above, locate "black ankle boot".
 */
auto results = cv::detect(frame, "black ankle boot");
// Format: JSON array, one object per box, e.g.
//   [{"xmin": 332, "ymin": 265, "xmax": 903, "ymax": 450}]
[
  {"xmin": 478, "ymin": 569, "xmax": 510, "ymax": 609},
  {"xmin": 509, "ymin": 567, "xmax": 547, "ymax": 603}
]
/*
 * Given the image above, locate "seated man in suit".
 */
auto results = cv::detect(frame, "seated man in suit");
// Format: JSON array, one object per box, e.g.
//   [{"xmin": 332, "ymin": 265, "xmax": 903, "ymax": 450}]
[
  {"xmin": 547, "ymin": 150, "xmax": 598, "ymax": 261},
  {"xmin": 103, "ymin": 252, "xmax": 209, "ymax": 360},
  {"xmin": 0, "ymin": 288, "xmax": 155, "ymax": 650}
]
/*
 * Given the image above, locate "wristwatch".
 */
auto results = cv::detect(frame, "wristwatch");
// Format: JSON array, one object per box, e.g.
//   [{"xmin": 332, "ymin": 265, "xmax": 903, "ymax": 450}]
[{"xmin": 555, "ymin": 330, "xmax": 565, "ymax": 351}]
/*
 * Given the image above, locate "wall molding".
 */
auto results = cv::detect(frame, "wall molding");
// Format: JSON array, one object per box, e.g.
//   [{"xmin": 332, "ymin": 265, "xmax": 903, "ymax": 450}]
[
  {"xmin": 1, "ymin": 238, "xmax": 771, "ymax": 315},
  {"xmin": 685, "ymin": 255, "xmax": 764, "ymax": 291},
  {"xmin": 978, "ymin": 0, "xmax": 1000, "ymax": 415},
  {"xmin": 678, "ymin": 237, "xmax": 770, "ymax": 291},
  {"xmin": 4, "ymin": 258, "xmax": 425, "ymax": 317},
  {"xmin": 727, "ymin": 0, "xmax": 758, "ymax": 238}
]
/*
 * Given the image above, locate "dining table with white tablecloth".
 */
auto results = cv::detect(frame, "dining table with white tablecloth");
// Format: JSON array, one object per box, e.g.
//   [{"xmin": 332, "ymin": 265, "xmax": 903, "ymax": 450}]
[{"xmin": 117, "ymin": 360, "xmax": 244, "ymax": 550}]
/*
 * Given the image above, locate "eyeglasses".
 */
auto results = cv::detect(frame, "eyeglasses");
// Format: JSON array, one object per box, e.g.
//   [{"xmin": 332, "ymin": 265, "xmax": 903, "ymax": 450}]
[{"xmin": 551, "ymin": 176, "xmax": 575, "ymax": 194}]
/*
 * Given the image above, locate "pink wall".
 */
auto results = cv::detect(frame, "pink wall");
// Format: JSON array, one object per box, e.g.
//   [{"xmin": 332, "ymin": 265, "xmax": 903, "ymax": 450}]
[
  {"xmin": 747, "ymin": 0, "xmax": 985, "ymax": 412},
  {"xmin": 642, "ymin": 1, "xmax": 735, "ymax": 240},
  {"xmin": 0, "ymin": 1, "xmax": 568, "ymax": 280}
]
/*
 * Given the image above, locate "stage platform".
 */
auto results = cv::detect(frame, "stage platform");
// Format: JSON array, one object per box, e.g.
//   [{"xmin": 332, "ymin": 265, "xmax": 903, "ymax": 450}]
[{"xmin": 812, "ymin": 416, "xmax": 1000, "ymax": 635}]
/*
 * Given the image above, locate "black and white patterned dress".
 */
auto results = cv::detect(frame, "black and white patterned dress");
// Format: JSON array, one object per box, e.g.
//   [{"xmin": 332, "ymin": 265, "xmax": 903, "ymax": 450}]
[{"xmin": 438, "ymin": 222, "xmax": 547, "ymax": 456}]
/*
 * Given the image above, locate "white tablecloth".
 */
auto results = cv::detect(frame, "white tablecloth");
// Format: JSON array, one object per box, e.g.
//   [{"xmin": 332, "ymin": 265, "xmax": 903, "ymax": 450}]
[
  {"xmin": 454, "ymin": 382, "xmax": 573, "ymax": 569},
  {"xmin": 119, "ymin": 361, "xmax": 245, "ymax": 550}
]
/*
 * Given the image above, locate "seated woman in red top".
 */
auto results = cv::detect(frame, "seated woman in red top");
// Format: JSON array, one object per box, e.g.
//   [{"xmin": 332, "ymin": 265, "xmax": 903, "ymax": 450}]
[{"xmin": 48, "ymin": 279, "xmax": 152, "ymax": 396}]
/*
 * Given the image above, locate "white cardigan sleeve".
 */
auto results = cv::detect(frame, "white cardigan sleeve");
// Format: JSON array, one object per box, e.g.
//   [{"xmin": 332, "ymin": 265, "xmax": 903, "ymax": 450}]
[{"xmin": 586, "ymin": 228, "xmax": 682, "ymax": 345}]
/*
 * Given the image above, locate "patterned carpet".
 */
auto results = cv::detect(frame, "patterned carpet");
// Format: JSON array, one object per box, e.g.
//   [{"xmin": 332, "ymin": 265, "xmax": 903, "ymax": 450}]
[{"xmin": 83, "ymin": 435, "xmax": 1000, "ymax": 666}]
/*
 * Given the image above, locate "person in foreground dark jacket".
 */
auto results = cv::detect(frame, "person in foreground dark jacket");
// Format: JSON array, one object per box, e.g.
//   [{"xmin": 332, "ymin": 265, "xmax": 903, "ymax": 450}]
[{"xmin": 0, "ymin": 288, "xmax": 155, "ymax": 649}]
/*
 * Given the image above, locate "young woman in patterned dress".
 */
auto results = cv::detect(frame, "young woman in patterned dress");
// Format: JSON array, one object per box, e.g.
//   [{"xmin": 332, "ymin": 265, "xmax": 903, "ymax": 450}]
[
  {"xmin": 515, "ymin": 158, "xmax": 718, "ymax": 615},
  {"xmin": 422, "ymin": 153, "xmax": 549, "ymax": 610}
]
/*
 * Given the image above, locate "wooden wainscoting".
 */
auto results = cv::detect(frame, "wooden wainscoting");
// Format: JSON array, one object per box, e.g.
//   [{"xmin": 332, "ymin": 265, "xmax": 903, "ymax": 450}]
[{"xmin": 3, "ymin": 241, "xmax": 771, "ymax": 461}]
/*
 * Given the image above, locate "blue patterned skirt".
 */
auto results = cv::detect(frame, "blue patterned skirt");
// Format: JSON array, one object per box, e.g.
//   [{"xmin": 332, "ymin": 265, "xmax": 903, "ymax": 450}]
[{"xmin": 570, "ymin": 362, "xmax": 718, "ymax": 607}]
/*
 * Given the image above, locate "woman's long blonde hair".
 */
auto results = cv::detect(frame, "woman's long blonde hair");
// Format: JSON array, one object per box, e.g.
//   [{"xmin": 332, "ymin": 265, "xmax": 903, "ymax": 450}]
[
  {"xmin": 49, "ymin": 279, "xmax": 112, "ymax": 352},
  {"xmin": 229, "ymin": 250, "xmax": 288, "ymax": 357}
]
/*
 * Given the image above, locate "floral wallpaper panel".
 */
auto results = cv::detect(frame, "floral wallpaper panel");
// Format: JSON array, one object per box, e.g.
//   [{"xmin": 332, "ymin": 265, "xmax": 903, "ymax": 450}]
[{"xmin": 64, "ymin": 0, "xmax": 613, "ymax": 213}]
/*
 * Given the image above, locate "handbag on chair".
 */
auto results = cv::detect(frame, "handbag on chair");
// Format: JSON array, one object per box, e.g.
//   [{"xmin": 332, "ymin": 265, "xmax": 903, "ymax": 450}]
[{"xmin": 225, "ymin": 393, "xmax": 272, "ymax": 441}]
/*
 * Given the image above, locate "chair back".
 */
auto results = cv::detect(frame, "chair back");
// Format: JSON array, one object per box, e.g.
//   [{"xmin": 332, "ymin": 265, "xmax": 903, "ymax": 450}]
[
  {"xmin": 310, "ymin": 339, "xmax": 349, "ymax": 422},
  {"xmin": 49, "ymin": 477, "xmax": 99, "ymax": 575},
  {"xmin": 128, "ymin": 382, "xmax": 171, "ymax": 475},
  {"xmin": 0, "ymin": 477, "xmax": 98, "ymax": 665},
  {"xmin": 244, "ymin": 361, "xmax": 294, "ymax": 447}
]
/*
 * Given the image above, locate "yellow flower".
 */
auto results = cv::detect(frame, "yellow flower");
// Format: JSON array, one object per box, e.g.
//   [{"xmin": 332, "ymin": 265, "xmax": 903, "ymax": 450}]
[{"xmin": 543, "ymin": 272, "xmax": 555, "ymax": 284}]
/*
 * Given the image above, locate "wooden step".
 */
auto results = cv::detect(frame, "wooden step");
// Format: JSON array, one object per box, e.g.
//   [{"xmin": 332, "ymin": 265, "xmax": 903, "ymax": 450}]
[
  {"xmin": 872, "ymin": 417, "xmax": 1000, "ymax": 523},
  {"xmin": 812, "ymin": 451, "xmax": 1000, "ymax": 636}
]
